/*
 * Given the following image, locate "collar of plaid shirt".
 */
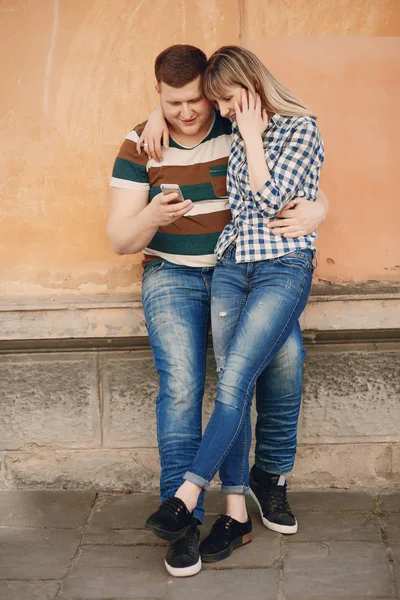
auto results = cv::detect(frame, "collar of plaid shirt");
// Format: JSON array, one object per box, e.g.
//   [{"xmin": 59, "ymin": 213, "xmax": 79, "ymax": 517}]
[{"xmin": 215, "ymin": 113, "xmax": 324, "ymax": 263}]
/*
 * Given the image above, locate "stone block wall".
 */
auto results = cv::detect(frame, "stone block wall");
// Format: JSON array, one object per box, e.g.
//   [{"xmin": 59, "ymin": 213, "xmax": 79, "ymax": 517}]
[{"xmin": 1, "ymin": 343, "xmax": 399, "ymax": 491}]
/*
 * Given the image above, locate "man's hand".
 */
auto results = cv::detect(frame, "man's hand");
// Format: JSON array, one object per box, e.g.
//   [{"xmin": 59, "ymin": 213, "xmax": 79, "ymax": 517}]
[
  {"xmin": 268, "ymin": 198, "xmax": 327, "ymax": 238},
  {"xmin": 107, "ymin": 187, "xmax": 193, "ymax": 255},
  {"xmin": 147, "ymin": 192, "xmax": 193, "ymax": 226}
]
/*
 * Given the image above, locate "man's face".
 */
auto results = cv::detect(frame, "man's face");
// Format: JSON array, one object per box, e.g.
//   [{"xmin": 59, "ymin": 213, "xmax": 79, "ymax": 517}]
[{"xmin": 157, "ymin": 76, "xmax": 214, "ymax": 137}]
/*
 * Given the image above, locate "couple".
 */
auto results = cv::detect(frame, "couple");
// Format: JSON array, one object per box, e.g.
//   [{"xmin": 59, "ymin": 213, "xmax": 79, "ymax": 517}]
[{"xmin": 108, "ymin": 44, "xmax": 326, "ymax": 577}]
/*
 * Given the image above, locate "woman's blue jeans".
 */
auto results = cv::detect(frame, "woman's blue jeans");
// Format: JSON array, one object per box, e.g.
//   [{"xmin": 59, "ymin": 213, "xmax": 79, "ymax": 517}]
[{"xmin": 183, "ymin": 245, "xmax": 314, "ymax": 495}]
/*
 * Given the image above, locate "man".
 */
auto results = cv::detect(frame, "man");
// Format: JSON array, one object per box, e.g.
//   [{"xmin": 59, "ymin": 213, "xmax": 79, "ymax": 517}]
[{"xmin": 107, "ymin": 45, "xmax": 328, "ymax": 577}]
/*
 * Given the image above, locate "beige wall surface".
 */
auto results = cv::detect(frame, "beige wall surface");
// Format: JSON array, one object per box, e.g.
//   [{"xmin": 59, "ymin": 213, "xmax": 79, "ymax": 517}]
[{"xmin": 1, "ymin": 0, "xmax": 399, "ymax": 300}]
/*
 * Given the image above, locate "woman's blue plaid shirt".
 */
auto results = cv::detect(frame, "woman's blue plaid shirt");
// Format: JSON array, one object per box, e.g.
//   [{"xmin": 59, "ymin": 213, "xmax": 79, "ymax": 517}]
[{"xmin": 215, "ymin": 114, "xmax": 325, "ymax": 262}]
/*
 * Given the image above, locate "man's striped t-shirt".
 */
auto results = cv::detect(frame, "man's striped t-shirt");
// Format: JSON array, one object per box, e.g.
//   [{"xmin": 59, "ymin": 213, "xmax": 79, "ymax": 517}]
[{"xmin": 110, "ymin": 112, "xmax": 233, "ymax": 268}]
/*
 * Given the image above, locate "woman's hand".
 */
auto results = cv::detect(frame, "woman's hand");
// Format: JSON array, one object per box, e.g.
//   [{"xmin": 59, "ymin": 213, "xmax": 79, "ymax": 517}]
[
  {"xmin": 235, "ymin": 90, "xmax": 269, "ymax": 143},
  {"xmin": 136, "ymin": 106, "xmax": 169, "ymax": 162},
  {"xmin": 236, "ymin": 90, "xmax": 270, "ymax": 195}
]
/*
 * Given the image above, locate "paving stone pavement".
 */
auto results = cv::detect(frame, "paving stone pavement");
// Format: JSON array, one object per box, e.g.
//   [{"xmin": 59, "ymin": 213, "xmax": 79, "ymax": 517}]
[{"xmin": 0, "ymin": 489, "xmax": 398, "ymax": 600}]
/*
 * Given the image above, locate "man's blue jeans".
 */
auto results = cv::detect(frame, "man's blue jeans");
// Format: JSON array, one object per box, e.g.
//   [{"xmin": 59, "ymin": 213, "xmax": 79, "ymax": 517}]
[
  {"xmin": 142, "ymin": 257, "xmax": 308, "ymax": 521},
  {"xmin": 184, "ymin": 245, "xmax": 314, "ymax": 495}
]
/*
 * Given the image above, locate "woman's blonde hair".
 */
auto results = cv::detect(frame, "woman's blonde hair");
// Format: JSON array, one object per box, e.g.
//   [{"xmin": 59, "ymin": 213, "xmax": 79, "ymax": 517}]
[{"xmin": 203, "ymin": 46, "xmax": 316, "ymax": 119}]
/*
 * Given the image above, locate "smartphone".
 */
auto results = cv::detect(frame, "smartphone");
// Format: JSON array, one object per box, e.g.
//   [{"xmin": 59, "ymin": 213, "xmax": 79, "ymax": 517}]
[{"xmin": 160, "ymin": 183, "xmax": 185, "ymax": 204}]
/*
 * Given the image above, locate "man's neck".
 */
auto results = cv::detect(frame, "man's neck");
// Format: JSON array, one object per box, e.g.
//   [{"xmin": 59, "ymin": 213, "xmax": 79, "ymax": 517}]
[{"xmin": 169, "ymin": 114, "xmax": 215, "ymax": 148}]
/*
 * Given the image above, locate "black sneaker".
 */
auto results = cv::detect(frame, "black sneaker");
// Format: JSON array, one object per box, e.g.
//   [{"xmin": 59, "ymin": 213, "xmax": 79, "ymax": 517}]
[
  {"xmin": 145, "ymin": 497, "xmax": 194, "ymax": 542},
  {"xmin": 249, "ymin": 466, "xmax": 298, "ymax": 534},
  {"xmin": 200, "ymin": 515, "xmax": 252, "ymax": 563},
  {"xmin": 164, "ymin": 524, "xmax": 202, "ymax": 577}
]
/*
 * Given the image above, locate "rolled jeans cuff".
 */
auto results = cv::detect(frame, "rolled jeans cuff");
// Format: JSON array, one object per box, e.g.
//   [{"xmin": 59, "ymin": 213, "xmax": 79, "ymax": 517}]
[
  {"xmin": 184, "ymin": 471, "xmax": 211, "ymax": 491},
  {"xmin": 220, "ymin": 484, "xmax": 250, "ymax": 495}
]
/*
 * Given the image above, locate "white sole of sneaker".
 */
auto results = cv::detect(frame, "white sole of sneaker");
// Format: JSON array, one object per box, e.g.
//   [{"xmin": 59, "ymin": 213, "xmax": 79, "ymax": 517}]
[
  {"xmin": 249, "ymin": 488, "xmax": 298, "ymax": 535},
  {"xmin": 164, "ymin": 557, "xmax": 202, "ymax": 577}
]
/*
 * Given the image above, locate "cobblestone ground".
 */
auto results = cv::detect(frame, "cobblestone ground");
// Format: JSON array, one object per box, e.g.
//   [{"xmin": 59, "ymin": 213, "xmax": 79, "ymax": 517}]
[{"xmin": 0, "ymin": 490, "xmax": 398, "ymax": 599}]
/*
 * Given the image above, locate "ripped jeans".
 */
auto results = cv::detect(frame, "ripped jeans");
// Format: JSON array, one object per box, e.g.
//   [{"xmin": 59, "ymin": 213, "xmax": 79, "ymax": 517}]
[{"xmin": 183, "ymin": 245, "xmax": 314, "ymax": 494}]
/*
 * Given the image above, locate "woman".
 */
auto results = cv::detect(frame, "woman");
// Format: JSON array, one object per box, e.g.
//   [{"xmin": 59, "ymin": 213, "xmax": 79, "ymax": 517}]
[{"xmin": 146, "ymin": 46, "xmax": 324, "ymax": 562}]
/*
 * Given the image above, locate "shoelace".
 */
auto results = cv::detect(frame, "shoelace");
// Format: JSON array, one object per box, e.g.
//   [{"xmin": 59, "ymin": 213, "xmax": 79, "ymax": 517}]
[
  {"xmin": 163, "ymin": 497, "xmax": 186, "ymax": 517},
  {"xmin": 268, "ymin": 481, "xmax": 290, "ymax": 513},
  {"xmin": 170, "ymin": 526, "xmax": 198, "ymax": 556},
  {"xmin": 210, "ymin": 514, "xmax": 235, "ymax": 533}
]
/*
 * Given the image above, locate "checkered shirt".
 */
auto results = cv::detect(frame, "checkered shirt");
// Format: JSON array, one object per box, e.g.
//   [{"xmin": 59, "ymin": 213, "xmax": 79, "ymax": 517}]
[{"xmin": 215, "ymin": 114, "xmax": 325, "ymax": 262}]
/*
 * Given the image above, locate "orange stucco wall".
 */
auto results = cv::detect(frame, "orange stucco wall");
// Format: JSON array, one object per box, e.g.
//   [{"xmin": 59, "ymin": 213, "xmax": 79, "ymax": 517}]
[{"xmin": 1, "ymin": 0, "xmax": 399, "ymax": 299}]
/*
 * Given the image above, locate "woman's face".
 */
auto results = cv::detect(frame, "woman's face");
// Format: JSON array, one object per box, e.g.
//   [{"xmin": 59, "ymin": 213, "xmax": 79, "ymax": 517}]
[{"xmin": 213, "ymin": 85, "xmax": 244, "ymax": 120}]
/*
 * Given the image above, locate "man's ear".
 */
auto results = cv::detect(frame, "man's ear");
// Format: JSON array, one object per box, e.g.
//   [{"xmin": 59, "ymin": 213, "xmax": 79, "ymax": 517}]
[{"xmin": 155, "ymin": 84, "xmax": 161, "ymax": 94}]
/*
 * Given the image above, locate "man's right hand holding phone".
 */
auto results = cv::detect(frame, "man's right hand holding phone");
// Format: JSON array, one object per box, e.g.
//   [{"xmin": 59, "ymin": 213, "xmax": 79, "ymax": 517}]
[{"xmin": 147, "ymin": 191, "xmax": 193, "ymax": 227}]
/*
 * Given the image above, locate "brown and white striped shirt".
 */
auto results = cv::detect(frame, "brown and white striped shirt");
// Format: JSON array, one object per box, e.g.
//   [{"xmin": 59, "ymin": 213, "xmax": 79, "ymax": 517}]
[{"xmin": 111, "ymin": 112, "xmax": 233, "ymax": 267}]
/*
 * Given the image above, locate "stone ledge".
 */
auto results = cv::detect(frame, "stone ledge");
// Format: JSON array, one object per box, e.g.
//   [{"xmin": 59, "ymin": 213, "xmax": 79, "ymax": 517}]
[
  {"xmin": 1, "ymin": 334, "xmax": 400, "ymax": 354},
  {"xmin": 0, "ymin": 287, "xmax": 399, "ymax": 341},
  {"xmin": 1, "ymin": 443, "xmax": 399, "ymax": 491}
]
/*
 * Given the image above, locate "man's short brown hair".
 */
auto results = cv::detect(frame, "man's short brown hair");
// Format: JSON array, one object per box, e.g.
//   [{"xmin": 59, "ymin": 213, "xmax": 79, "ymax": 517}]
[{"xmin": 155, "ymin": 45, "xmax": 207, "ymax": 88}]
